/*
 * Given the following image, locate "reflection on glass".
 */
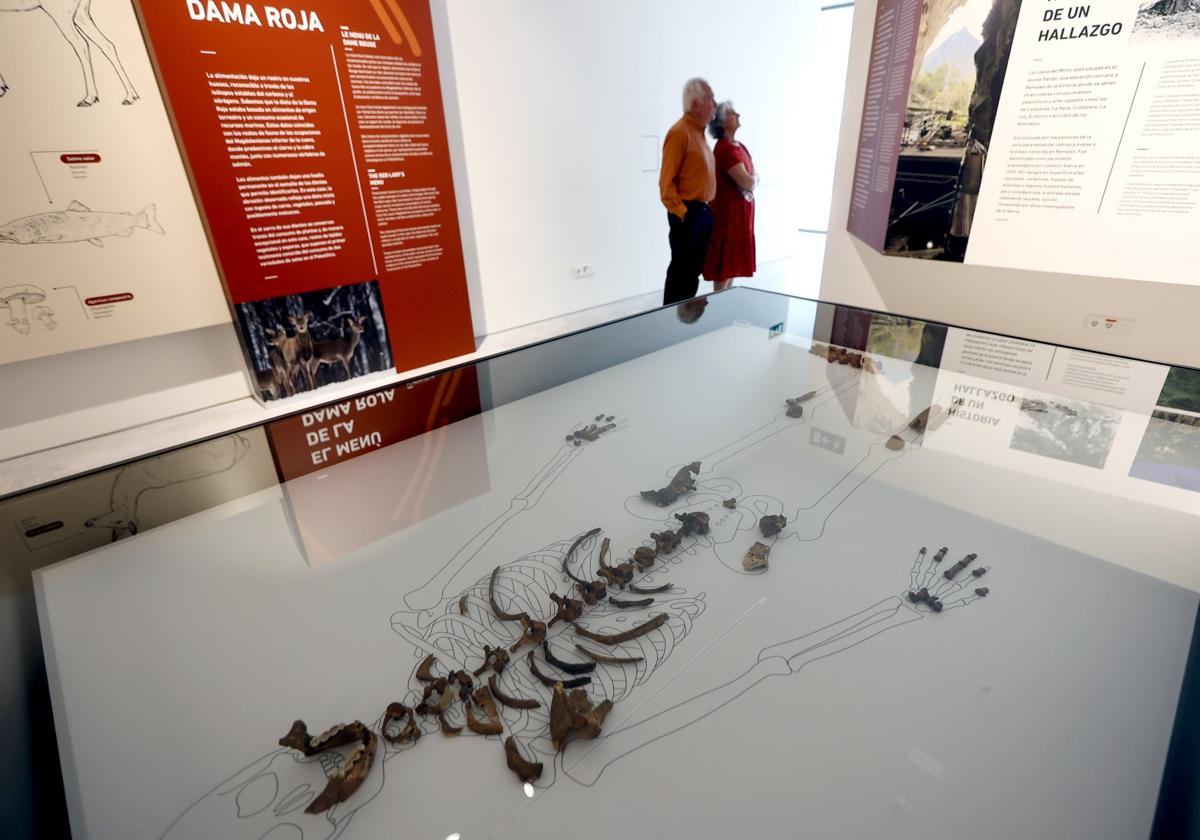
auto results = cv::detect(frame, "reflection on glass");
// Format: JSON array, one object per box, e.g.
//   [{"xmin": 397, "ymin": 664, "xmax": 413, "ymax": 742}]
[
  {"xmin": 1010, "ymin": 396, "xmax": 1121, "ymax": 470},
  {"xmin": 1130, "ymin": 411, "xmax": 1200, "ymax": 493},
  {"xmin": 13, "ymin": 289, "xmax": 1200, "ymax": 840}
]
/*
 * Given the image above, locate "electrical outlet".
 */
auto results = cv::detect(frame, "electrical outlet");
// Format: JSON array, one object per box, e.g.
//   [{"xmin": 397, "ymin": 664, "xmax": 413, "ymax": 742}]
[
  {"xmin": 1084, "ymin": 314, "xmax": 1133, "ymax": 335},
  {"xmin": 572, "ymin": 264, "xmax": 595, "ymax": 279}
]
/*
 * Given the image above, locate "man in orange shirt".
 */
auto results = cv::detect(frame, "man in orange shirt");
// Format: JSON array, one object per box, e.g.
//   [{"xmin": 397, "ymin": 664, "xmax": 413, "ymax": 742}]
[{"xmin": 660, "ymin": 77, "xmax": 717, "ymax": 305}]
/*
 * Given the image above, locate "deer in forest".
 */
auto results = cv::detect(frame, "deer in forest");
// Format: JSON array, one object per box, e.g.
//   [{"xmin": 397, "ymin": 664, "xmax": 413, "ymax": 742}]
[
  {"xmin": 0, "ymin": 0, "xmax": 139, "ymax": 106},
  {"xmin": 266, "ymin": 320, "xmax": 311, "ymax": 393},
  {"xmin": 256, "ymin": 327, "xmax": 297, "ymax": 400},
  {"xmin": 309, "ymin": 315, "xmax": 366, "ymax": 382},
  {"xmin": 287, "ymin": 312, "xmax": 318, "ymax": 390}
]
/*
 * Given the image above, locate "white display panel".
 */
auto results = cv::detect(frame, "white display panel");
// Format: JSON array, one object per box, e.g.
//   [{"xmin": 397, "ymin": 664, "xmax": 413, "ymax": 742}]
[
  {"xmin": 965, "ymin": 0, "xmax": 1200, "ymax": 286},
  {"xmin": 0, "ymin": 0, "xmax": 229, "ymax": 364},
  {"xmin": 36, "ymin": 323, "xmax": 1200, "ymax": 840}
]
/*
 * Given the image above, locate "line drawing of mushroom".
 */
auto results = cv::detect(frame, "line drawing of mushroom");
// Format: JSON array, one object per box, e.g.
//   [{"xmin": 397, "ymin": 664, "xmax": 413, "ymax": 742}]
[
  {"xmin": 0, "ymin": 284, "xmax": 46, "ymax": 334},
  {"xmin": 32, "ymin": 304, "xmax": 57, "ymax": 330}
]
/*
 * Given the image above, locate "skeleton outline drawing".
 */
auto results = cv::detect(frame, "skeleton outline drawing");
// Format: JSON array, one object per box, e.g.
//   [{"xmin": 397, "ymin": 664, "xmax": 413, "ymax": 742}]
[
  {"xmin": 153, "ymin": 356, "xmax": 988, "ymax": 840},
  {"xmin": 0, "ymin": 0, "xmax": 139, "ymax": 106}
]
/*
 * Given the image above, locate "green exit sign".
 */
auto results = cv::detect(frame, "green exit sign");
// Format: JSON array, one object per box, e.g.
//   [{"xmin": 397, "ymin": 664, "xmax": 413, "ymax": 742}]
[{"xmin": 768, "ymin": 322, "xmax": 784, "ymax": 338}]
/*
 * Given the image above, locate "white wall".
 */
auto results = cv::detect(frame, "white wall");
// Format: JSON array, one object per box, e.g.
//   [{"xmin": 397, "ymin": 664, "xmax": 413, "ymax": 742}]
[
  {"xmin": 1, "ymin": 0, "xmax": 848, "ymax": 462},
  {"xmin": 435, "ymin": 0, "xmax": 826, "ymax": 335},
  {"xmin": 820, "ymin": 0, "xmax": 1200, "ymax": 369}
]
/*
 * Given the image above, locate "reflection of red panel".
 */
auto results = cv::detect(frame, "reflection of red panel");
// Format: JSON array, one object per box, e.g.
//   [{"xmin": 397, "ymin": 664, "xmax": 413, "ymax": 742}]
[
  {"xmin": 830, "ymin": 305, "xmax": 874, "ymax": 352},
  {"xmin": 24, "ymin": 521, "xmax": 64, "ymax": 538},
  {"xmin": 280, "ymin": 407, "xmax": 489, "ymax": 566},
  {"xmin": 266, "ymin": 367, "xmax": 481, "ymax": 481}
]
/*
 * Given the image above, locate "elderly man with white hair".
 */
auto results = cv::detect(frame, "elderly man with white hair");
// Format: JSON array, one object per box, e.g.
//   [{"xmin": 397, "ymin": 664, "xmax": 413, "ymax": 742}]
[{"xmin": 659, "ymin": 77, "xmax": 717, "ymax": 305}]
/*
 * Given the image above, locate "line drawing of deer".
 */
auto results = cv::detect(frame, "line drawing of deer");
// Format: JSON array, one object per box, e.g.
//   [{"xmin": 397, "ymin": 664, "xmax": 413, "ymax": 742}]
[
  {"xmin": 309, "ymin": 314, "xmax": 366, "ymax": 382},
  {"xmin": 0, "ymin": 0, "xmax": 139, "ymax": 106}
]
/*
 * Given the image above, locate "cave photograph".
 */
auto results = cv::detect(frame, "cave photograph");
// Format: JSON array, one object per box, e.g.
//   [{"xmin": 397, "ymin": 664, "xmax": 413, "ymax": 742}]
[{"xmin": 884, "ymin": 0, "xmax": 1020, "ymax": 261}]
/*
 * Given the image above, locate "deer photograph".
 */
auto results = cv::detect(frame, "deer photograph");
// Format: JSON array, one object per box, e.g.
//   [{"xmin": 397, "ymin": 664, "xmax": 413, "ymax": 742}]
[
  {"xmin": 286, "ymin": 311, "xmax": 318, "ymax": 390},
  {"xmin": 255, "ymin": 326, "xmax": 297, "ymax": 401},
  {"xmin": 235, "ymin": 282, "xmax": 393, "ymax": 401},
  {"xmin": 309, "ymin": 314, "xmax": 367, "ymax": 382},
  {"xmin": 0, "ymin": 0, "xmax": 139, "ymax": 106}
]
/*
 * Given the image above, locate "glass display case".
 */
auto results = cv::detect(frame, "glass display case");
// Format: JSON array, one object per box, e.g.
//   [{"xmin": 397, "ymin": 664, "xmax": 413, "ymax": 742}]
[{"xmin": 12, "ymin": 288, "xmax": 1200, "ymax": 839}]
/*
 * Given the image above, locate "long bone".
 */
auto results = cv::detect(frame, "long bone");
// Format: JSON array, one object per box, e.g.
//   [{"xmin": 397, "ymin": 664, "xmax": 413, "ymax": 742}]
[
  {"xmin": 542, "ymin": 640, "xmax": 597, "ymax": 675},
  {"xmin": 561, "ymin": 527, "xmax": 608, "ymax": 604},
  {"xmin": 489, "ymin": 566, "xmax": 528, "ymax": 622},
  {"xmin": 693, "ymin": 372, "xmax": 864, "ymax": 472},
  {"xmin": 574, "ymin": 644, "xmax": 644, "ymax": 665},
  {"xmin": 489, "ymin": 674, "xmax": 541, "ymax": 710},
  {"xmin": 608, "ymin": 597, "xmax": 654, "ymax": 609},
  {"xmin": 528, "ymin": 650, "xmax": 591, "ymax": 689},
  {"xmin": 781, "ymin": 433, "xmax": 914, "ymax": 541},
  {"xmin": 573, "ymin": 613, "xmax": 669, "ymax": 645},
  {"xmin": 943, "ymin": 553, "xmax": 978, "ymax": 581}
]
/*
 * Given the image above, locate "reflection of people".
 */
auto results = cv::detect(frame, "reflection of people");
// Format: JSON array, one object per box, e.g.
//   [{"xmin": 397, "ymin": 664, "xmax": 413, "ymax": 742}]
[
  {"xmin": 675, "ymin": 298, "xmax": 709, "ymax": 324},
  {"xmin": 703, "ymin": 101, "xmax": 757, "ymax": 290},
  {"xmin": 659, "ymin": 77, "xmax": 717, "ymax": 305}
]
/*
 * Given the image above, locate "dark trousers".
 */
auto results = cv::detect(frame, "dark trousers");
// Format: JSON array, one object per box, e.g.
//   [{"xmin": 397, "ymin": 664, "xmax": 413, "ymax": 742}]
[{"xmin": 663, "ymin": 201, "xmax": 712, "ymax": 305}]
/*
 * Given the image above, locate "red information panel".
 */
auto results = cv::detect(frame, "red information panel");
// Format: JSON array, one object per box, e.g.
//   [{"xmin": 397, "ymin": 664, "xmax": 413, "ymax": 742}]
[{"xmin": 135, "ymin": 0, "xmax": 474, "ymax": 397}]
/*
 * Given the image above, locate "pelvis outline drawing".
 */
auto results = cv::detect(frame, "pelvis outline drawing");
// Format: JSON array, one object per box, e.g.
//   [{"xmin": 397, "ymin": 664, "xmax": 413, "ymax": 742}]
[{"xmin": 0, "ymin": 0, "xmax": 139, "ymax": 106}]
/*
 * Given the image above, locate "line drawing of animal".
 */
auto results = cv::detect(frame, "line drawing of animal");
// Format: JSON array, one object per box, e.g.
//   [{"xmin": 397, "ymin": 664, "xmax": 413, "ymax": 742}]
[
  {"xmin": 309, "ymin": 314, "xmax": 366, "ymax": 382},
  {"xmin": 84, "ymin": 434, "xmax": 252, "ymax": 541},
  {"xmin": 0, "ymin": 0, "xmax": 139, "ymax": 106},
  {"xmin": 0, "ymin": 200, "xmax": 164, "ymax": 246}
]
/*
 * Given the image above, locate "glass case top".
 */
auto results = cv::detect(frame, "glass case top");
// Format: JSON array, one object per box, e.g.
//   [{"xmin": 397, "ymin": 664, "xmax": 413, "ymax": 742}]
[{"xmin": 16, "ymin": 288, "xmax": 1200, "ymax": 839}]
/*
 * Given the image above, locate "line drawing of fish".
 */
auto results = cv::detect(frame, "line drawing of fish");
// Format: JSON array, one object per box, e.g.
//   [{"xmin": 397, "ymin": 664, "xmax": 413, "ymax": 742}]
[{"xmin": 0, "ymin": 201, "xmax": 165, "ymax": 247}]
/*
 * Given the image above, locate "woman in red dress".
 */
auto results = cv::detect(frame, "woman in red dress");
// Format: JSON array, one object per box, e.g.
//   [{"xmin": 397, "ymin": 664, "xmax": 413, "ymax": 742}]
[{"xmin": 703, "ymin": 101, "xmax": 757, "ymax": 290}]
